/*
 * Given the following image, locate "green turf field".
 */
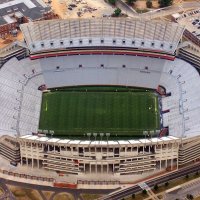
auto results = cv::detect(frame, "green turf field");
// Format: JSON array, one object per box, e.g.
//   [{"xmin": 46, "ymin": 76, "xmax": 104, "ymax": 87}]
[{"xmin": 39, "ymin": 86, "xmax": 160, "ymax": 138}]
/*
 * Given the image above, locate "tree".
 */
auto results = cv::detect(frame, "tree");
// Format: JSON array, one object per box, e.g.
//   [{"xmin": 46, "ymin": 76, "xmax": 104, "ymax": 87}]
[
  {"xmin": 132, "ymin": 193, "xmax": 135, "ymax": 199},
  {"xmin": 126, "ymin": 0, "xmax": 136, "ymax": 5},
  {"xmin": 154, "ymin": 184, "xmax": 159, "ymax": 191},
  {"xmin": 142, "ymin": 189, "xmax": 147, "ymax": 195},
  {"xmin": 146, "ymin": 0, "xmax": 152, "ymax": 8},
  {"xmin": 114, "ymin": 8, "xmax": 121, "ymax": 16},
  {"xmin": 108, "ymin": 0, "xmax": 116, "ymax": 5},
  {"xmin": 187, "ymin": 194, "xmax": 194, "ymax": 200},
  {"xmin": 158, "ymin": 0, "xmax": 173, "ymax": 7},
  {"xmin": 165, "ymin": 182, "xmax": 169, "ymax": 187}
]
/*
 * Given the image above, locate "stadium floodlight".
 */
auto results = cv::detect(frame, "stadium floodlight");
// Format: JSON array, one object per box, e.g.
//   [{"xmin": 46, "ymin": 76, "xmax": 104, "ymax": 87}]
[
  {"xmin": 106, "ymin": 133, "xmax": 110, "ymax": 137},
  {"xmin": 156, "ymin": 130, "xmax": 160, "ymax": 136},
  {"xmin": 93, "ymin": 133, "xmax": 98, "ymax": 141},
  {"xmin": 143, "ymin": 131, "xmax": 148, "ymax": 139},
  {"xmin": 143, "ymin": 131, "xmax": 148, "ymax": 146},
  {"xmin": 150, "ymin": 130, "xmax": 154, "ymax": 138},
  {"xmin": 86, "ymin": 133, "xmax": 91, "ymax": 140},
  {"xmin": 43, "ymin": 130, "xmax": 48, "ymax": 134},
  {"xmin": 106, "ymin": 133, "xmax": 110, "ymax": 141},
  {"xmin": 100, "ymin": 133, "xmax": 104, "ymax": 141},
  {"xmin": 143, "ymin": 131, "xmax": 148, "ymax": 135},
  {"xmin": 49, "ymin": 130, "xmax": 54, "ymax": 134},
  {"xmin": 49, "ymin": 130, "xmax": 54, "ymax": 137}
]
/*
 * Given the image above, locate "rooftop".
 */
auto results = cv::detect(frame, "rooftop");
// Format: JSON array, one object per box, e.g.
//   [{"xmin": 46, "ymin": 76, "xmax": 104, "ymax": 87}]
[
  {"xmin": 181, "ymin": 44, "xmax": 200, "ymax": 57},
  {"xmin": 175, "ymin": 9, "xmax": 200, "ymax": 41},
  {"xmin": 0, "ymin": 0, "xmax": 50, "ymax": 26}
]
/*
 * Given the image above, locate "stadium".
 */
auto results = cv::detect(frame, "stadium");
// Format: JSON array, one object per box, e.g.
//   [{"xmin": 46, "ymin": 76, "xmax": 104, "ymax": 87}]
[{"xmin": 0, "ymin": 18, "xmax": 200, "ymax": 186}]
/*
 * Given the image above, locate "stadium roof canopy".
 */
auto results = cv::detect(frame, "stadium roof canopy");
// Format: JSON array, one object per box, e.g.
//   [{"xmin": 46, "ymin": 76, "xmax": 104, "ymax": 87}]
[
  {"xmin": 20, "ymin": 19, "xmax": 184, "ymax": 54},
  {"xmin": 19, "ymin": 135, "xmax": 180, "ymax": 146}
]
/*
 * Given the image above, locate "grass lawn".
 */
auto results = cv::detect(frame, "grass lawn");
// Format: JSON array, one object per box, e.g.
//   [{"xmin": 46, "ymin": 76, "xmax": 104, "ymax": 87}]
[
  {"xmin": 0, "ymin": 187, "xmax": 4, "ymax": 196},
  {"xmin": 81, "ymin": 193, "xmax": 104, "ymax": 200},
  {"xmin": 53, "ymin": 193, "xmax": 74, "ymax": 200},
  {"xmin": 8, "ymin": 185, "xmax": 43, "ymax": 200},
  {"xmin": 39, "ymin": 86, "xmax": 160, "ymax": 138}
]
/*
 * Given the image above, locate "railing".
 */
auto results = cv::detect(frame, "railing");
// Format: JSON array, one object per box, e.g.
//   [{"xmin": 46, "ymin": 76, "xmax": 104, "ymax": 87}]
[{"xmin": 0, "ymin": 168, "xmax": 55, "ymax": 183}]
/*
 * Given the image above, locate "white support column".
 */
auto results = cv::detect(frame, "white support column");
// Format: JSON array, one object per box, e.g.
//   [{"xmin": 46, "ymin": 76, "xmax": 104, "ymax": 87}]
[
  {"xmin": 25, "ymin": 141, "xmax": 28, "ymax": 166},
  {"xmin": 20, "ymin": 141, "xmax": 23, "ymax": 166},
  {"xmin": 71, "ymin": 146, "xmax": 73, "ymax": 156},
  {"xmin": 31, "ymin": 142, "xmax": 33, "ymax": 168},
  {"xmin": 37, "ymin": 143, "xmax": 39, "ymax": 168},
  {"xmin": 143, "ymin": 145, "xmax": 144, "ymax": 154},
  {"xmin": 171, "ymin": 143, "xmax": 173, "ymax": 170},
  {"xmin": 177, "ymin": 143, "xmax": 179, "ymax": 170},
  {"xmin": 160, "ymin": 144, "xmax": 162, "ymax": 170}
]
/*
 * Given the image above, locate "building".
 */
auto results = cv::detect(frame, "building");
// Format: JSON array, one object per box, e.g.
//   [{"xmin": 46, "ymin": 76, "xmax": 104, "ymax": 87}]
[
  {"xmin": 172, "ymin": 9, "xmax": 200, "ymax": 47},
  {"xmin": 0, "ymin": 19, "xmax": 200, "ymax": 186},
  {"xmin": 0, "ymin": 42, "xmax": 28, "ymax": 67},
  {"xmin": 0, "ymin": 0, "xmax": 58, "ymax": 38},
  {"xmin": 18, "ymin": 135, "xmax": 180, "ymax": 175},
  {"xmin": 177, "ymin": 42, "xmax": 200, "ymax": 70}
]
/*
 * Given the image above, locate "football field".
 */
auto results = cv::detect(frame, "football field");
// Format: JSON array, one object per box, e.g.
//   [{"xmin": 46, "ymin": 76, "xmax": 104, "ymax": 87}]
[{"xmin": 39, "ymin": 87, "xmax": 160, "ymax": 138}]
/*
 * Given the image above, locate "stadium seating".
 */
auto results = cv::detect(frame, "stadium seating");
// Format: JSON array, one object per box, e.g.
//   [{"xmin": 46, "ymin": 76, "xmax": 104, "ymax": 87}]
[
  {"xmin": 40, "ymin": 55, "xmax": 165, "ymax": 89},
  {"xmin": 0, "ymin": 57, "xmax": 44, "ymax": 136},
  {"xmin": 161, "ymin": 58, "xmax": 200, "ymax": 138},
  {"xmin": 0, "ymin": 54, "xmax": 200, "ymax": 139}
]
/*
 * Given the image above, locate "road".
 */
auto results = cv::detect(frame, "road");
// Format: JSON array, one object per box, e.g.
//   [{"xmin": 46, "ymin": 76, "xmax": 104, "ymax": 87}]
[
  {"xmin": 117, "ymin": 1, "xmax": 200, "ymax": 19},
  {"xmin": 164, "ymin": 178, "xmax": 200, "ymax": 199},
  {"xmin": 141, "ymin": 2, "xmax": 200, "ymax": 19},
  {"xmin": 1, "ymin": 163, "xmax": 200, "ymax": 200},
  {"xmin": 99, "ymin": 162, "xmax": 200, "ymax": 200},
  {"xmin": 0, "ymin": 177, "xmax": 116, "ymax": 200},
  {"xmin": 116, "ymin": 0, "xmax": 137, "ymax": 17}
]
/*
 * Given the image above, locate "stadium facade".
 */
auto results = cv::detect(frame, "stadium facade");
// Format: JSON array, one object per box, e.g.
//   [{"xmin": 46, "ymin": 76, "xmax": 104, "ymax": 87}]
[{"xmin": 0, "ymin": 19, "xmax": 200, "ymax": 185}]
